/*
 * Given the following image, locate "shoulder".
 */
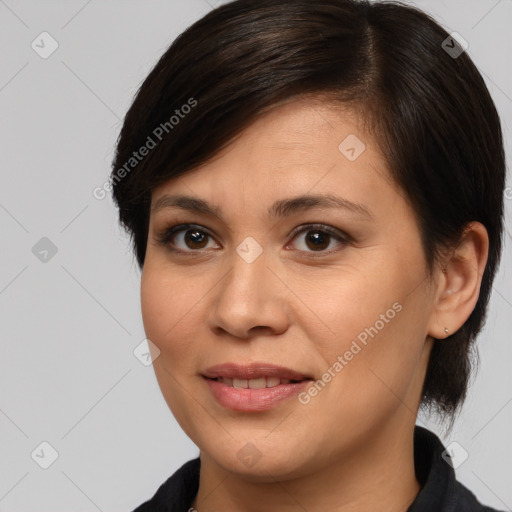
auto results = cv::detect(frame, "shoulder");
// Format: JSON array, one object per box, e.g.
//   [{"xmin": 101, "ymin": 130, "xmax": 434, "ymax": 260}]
[{"xmin": 453, "ymin": 479, "xmax": 506, "ymax": 512}]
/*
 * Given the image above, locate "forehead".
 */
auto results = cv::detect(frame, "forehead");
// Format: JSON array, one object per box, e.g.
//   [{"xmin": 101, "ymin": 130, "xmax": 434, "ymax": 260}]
[{"xmin": 150, "ymin": 98, "xmax": 395, "ymax": 216}]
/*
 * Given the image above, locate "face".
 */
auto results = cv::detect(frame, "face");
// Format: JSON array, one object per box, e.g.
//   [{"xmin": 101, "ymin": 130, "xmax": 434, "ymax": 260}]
[{"xmin": 141, "ymin": 97, "xmax": 438, "ymax": 480}]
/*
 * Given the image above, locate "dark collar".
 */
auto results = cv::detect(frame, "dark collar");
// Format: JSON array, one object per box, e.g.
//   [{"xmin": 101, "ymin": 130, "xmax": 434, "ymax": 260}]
[
  {"xmin": 407, "ymin": 426, "xmax": 501, "ymax": 511},
  {"xmin": 132, "ymin": 426, "xmax": 499, "ymax": 511}
]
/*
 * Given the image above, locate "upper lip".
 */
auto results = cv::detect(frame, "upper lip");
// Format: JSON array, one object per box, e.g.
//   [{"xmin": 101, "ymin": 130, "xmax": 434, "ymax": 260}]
[{"xmin": 202, "ymin": 362, "xmax": 313, "ymax": 381}]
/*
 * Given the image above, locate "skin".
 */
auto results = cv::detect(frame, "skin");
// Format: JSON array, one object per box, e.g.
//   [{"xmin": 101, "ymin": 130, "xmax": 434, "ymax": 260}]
[{"xmin": 140, "ymin": 96, "xmax": 489, "ymax": 512}]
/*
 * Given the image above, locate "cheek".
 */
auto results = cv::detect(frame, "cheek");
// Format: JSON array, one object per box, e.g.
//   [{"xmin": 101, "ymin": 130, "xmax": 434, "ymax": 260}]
[
  {"xmin": 140, "ymin": 264, "xmax": 208, "ymax": 434},
  {"xmin": 294, "ymin": 260, "xmax": 403, "ymax": 352},
  {"xmin": 140, "ymin": 264, "xmax": 201, "ymax": 360},
  {"xmin": 299, "ymin": 251, "xmax": 428, "ymax": 400}
]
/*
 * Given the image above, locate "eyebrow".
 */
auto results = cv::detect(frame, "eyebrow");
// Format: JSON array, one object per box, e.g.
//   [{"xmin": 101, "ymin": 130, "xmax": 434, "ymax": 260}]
[{"xmin": 151, "ymin": 193, "xmax": 373, "ymax": 220}]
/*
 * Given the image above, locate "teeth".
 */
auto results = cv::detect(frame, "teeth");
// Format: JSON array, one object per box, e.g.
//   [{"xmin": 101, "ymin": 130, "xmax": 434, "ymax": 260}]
[
  {"xmin": 216, "ymin": 377, "xmax": 297, "ymax": 388},
  {"xmin": 232, "ymin": 378, "xmax": 248, "ymax": 388},
  {"xmin": 248, "ymin": 377, "xmax": 266, "ymax": 389},
  {"xmin": 266, "ymin": 377, "xmax": 281, "ymax": 387}
]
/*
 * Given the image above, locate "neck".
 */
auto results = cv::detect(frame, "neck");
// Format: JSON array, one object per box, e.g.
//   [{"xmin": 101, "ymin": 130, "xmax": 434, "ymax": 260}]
[{"xmin": 191, "ymin": 419, "xmax": 421, "ymax": 512}]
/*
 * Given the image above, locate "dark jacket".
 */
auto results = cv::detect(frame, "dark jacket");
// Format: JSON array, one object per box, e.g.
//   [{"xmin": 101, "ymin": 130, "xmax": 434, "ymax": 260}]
[{"xmin": 131, "ymin": 426, "xmax": 505, "ymax": 511}]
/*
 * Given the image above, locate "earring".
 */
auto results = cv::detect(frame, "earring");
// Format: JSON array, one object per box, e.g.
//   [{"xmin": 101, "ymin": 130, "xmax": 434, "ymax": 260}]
[{"xmin": 444, "ymin": 328, "xmax": 449, "ymax": 334}]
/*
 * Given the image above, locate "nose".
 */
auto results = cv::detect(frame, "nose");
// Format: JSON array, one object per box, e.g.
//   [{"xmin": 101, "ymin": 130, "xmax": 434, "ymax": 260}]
[{"xmin": 207, "ymin": 248, "xmax": 290, "ymax": 340}]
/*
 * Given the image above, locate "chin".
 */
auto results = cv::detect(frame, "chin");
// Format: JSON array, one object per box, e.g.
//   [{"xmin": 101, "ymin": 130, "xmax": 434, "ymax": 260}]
[{"xmin": 201, "ymin": 435, "xmax": 314, "ymax": 481}]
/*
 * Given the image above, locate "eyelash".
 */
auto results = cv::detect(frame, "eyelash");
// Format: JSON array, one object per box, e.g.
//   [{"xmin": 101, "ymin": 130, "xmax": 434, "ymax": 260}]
[{"xmin": 155, "ymin": 223, "xmax": 350, "ymax": 257}]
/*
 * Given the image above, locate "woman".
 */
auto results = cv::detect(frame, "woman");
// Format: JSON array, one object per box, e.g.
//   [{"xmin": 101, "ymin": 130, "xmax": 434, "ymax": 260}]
[{"xmin": 111, "ymin": 0, "xmax": 507, "ymax": 510}]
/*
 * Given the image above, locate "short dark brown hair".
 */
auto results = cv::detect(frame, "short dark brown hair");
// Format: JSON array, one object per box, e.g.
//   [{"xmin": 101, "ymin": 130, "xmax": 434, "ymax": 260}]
[{"xmin": 111, "ymin": 0, "xmax": 506, "ymax": 424}]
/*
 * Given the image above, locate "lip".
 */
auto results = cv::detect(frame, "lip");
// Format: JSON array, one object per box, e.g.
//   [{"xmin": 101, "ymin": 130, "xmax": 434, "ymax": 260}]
[
  {"xmin": 202, "ymin": 362, "xmax": 313, "ymax": 412},
  {"xmin": 202, "ymin": 362, "xmax": 312, "ymax": 381},
  {"xmin": 204, "ymin": 378, "xmax": 311, "ymax": 412}
]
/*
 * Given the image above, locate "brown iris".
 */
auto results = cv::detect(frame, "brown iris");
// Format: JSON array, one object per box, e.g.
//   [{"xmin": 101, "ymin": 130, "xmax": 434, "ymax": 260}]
[
  {"xmin": 305, "ymin": 230, "xmax": 330, "ymax": 251},
  {"xmin": 184, "ymin": 229, "xmax": 209, "ymax": 249}
]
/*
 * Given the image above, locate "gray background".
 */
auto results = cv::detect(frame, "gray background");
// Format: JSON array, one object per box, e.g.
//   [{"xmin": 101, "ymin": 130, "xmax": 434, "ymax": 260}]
[{"xmin": 0, "ymin": 1, "xmax": 511, "ymax": 511}]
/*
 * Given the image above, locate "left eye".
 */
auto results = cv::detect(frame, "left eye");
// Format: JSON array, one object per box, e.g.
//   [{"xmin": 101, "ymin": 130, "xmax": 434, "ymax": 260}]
[
  {"xmin": 288, "ymin": 225, "xmax": 347, "ymax": 252},
  {"xmin": 156, "ymin": 223, "xmax": 348, "ymax": 254}
]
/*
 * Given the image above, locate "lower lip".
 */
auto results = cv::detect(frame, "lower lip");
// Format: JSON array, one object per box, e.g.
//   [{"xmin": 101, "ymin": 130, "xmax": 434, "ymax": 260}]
[{"xmin": 204, "ymin": 377, "xmax": 310, "ymax": 412}]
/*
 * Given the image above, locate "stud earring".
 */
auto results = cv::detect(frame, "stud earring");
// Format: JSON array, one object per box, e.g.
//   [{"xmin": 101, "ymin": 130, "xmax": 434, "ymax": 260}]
[{"xmin": 444, "ymin": 328, "xmax": 449, "ymax": 334}]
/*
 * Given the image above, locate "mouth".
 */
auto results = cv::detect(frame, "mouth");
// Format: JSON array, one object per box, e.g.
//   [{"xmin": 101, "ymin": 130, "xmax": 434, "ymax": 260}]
[
  {"xmin": 202, "ymin": 361, "xmax": 313, "ymax": 382},
  {"xmin": 201, "ymin": 362, "xmax": 314, "ymax": 412},
  {"xmin": 205, "ymin": 376, "xmax": 306, "ymax": 389}
]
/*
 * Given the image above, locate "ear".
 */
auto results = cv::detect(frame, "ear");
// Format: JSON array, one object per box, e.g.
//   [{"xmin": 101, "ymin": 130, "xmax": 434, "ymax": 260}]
[{"xmin": 427, "ymin": 221, "xmax": 489, "ymax": 340}]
